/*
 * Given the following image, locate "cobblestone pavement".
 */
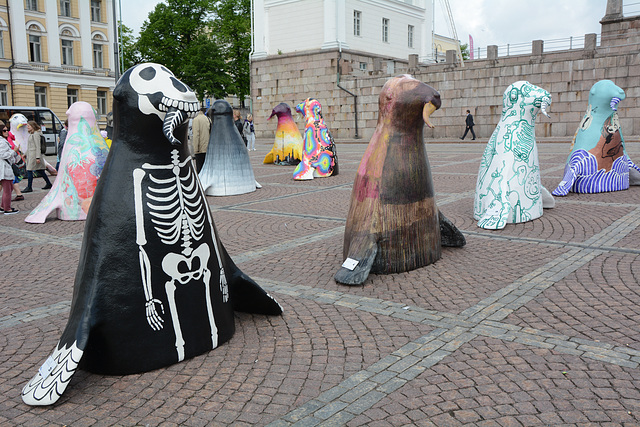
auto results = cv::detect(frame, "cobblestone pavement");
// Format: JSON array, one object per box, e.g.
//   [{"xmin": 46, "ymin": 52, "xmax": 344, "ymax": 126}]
[{"xmin": 1, "ymin": 140, "xmax": 640, "ymax": 426}]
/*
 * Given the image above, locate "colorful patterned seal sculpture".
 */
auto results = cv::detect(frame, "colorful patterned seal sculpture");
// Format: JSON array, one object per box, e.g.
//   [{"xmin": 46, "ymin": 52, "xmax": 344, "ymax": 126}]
[
  {"xmin": 553, "ymin": 80, "xmax": 640, "ymax": 195},
  {"xmin": 474, "ymin": 81, "xmax": 554, "ymax": 230},
  {"xmin": 199, "ymin": 100, "xmax": 261, "ymax": 196},
  {"xmin": 293, "ymin": 98, "xmax": 339, "ymax": 180},
  {"xmin": 335, "ymin": 75, "xmax": 465, "ymax": 286},
  {"xmin": 21, "ymin": 63, "xmax": 282, "ymax": 406},
  {"xmin": 25, "ymin": 102, "xmax": 109, "ymax": 223},
  {"xmin": 263, "ymin": 102, "xmax": 303, "ymax": 165}
]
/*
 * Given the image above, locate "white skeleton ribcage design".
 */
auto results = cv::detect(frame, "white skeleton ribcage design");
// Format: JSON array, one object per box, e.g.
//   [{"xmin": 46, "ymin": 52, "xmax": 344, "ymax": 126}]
[{"xmin": 133, "ymin": 149, "xmax": 228, "ymax": 361}]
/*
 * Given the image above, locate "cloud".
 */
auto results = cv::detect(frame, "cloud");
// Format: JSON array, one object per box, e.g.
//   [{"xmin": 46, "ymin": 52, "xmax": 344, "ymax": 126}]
[
  {"xmin": 438, "ymin": 0, "xmax": 605, "ymax": 51},
  {"xmin": 119, "ymin": 0, "xmax": 161, "ymax": 35}
]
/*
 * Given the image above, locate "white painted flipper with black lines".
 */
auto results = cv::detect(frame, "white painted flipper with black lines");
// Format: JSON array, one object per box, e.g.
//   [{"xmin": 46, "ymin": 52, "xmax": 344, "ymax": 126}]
[{"xmin": 22, "ymin": 341, "xmax": 83, "ymax": 405}]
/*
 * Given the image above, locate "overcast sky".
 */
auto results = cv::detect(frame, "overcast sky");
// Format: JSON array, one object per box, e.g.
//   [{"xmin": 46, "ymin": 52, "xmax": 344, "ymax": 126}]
[{"xmin": 120, "ymin": 0, "xmax": 629, "ymax": 52}]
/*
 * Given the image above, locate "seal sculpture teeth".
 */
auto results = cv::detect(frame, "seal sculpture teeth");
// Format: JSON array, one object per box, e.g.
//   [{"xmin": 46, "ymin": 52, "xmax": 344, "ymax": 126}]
[
  {"xmin": 162, "ymin": 106, "xmax": 186, "ymax": 146},
  {"xmin": 610, "ymin": 97, "xmax": 621, "ymax": 111},
  {"xmin": 541, "ymin": 98, "xmax": 551, "ymax": 118},
  {"xmin": 423, "ymin": 101, "xmax": 437, "ymax": 128}
]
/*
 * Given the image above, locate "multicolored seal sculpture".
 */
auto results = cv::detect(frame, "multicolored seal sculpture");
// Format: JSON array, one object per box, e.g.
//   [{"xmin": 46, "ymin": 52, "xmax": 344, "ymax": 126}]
[
  {"xmin": 263, "ymin": 102, "xmax": 303, "ymax": 165},
  {"xmin": 25, "ymin": 102, "xmax": 109, "ymax": 223},
  {"xmin": 21, "ymin": 63, "xmax": 282, "ymax": 406},
  {"xmin": 553, "ymin": 80, "xmax": 640, "ymax": 195},
  {"xmin": 335, "ymin": 75, "xmax": 465, "ymax": 286},
  {"xmin": 474, "ymin": 81, "xmax": 554, "ymax": 230},
  {"xmin": 293, "ymin": 98, "xmax": 339, "ymax": 180}
]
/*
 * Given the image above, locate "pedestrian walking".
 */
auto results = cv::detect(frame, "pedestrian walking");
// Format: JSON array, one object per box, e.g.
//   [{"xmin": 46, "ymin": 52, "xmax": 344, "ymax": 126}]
[
  {"xmin": 460, "ymin": 109, "xmax": 476, "ymax": 140},
  {"xmin": 243, "ymin": 114, "xmax": 256, "ymax": 151},
  {"xmin": 22, "ymin": 120, "xmax": 52, "ymax": 193},
  {"xmin": 192, "ymin": 107, "xmax": 211, "ymax": 172}
]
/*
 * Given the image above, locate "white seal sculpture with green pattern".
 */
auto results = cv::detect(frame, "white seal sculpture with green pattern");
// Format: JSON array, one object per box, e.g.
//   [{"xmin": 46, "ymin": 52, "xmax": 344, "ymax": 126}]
[{"xmin": 474, "ymin": 81, "xmax": 554, "ymax": 230}]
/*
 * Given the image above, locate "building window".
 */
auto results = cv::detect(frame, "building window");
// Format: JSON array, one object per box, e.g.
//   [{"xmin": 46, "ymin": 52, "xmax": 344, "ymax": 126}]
[
  {"xmin": 67, "ymin": 88, "xmax": 78, "ymax": 107},
  {"xmin": 408, "ymin": 25, "xmax": 414, "ymax": 48},
  {"xmin": 353, "ymin": 10, "xmax": 361, "ymax": 36},
  {"xmin": 382, "ymin": 18, "xmax": 389, "ymax": 43},
  {"xmin": 91, "ymin": 0, "xmax": 101, "ymax": 22},
  {"xmin": 97, "ymin": 90, "xmax": 107, "ymax": 115},
  {"xmin": 61, "ymin": 39, "xmax": 74, "ymax": 65},
  {"xmin": 26, "ymin": 0, "xmax": 38, "ymax": 11},
  {"xmin": 0, "ymin": 31, "xmax": 4, "ymax": 58},
  {"xmin": 93, "ymin": 43, "xmax": 103, "ymax": 68},
  {"xmin": 34, "ymin": 86, "xmax": 47, "ymax": 107},
  {"xmin": 60, "ymin": 0, "xmax": 71, "ymax": 17},
  {"xmin": 29, "ymin": 35, "xmax": 42, "ymax": 62},
  {"xmin": 359, "ymin": 62, "xmax": 367, "ymax": 71},
  {"xmin": 0, "ymin": 84, "xmax": 7, "ymax": 106}
]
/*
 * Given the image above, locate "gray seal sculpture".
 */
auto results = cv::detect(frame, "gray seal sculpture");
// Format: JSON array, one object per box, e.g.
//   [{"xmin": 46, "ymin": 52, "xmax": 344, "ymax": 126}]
[{"xmin": 22, "ymin": 63, "xmax": 282, "ymax": 406}]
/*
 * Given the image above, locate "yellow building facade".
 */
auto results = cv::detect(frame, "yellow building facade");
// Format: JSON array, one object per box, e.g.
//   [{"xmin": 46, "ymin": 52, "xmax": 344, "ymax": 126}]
[{"xmin": 0, "ymin": 0, "xmax": 117, "ymax": 124}]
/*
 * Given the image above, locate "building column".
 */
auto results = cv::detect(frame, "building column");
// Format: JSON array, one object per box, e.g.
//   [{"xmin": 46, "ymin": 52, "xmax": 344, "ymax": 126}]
[
  {"xmin": 420, "ymin": 4, "xmax": 433, "ymax": 62},
  {"xmin": 77, "ymin": 0, "xmax": 94, "ymax": 73},
  {"xmin": 106, "ymin": 0, "xmax": 116, "ymax": 74},
  {"xmin": 322, "ymin": 0, "xmax": 349, "ymax": 50},
  {"xmin": 9, "ymin": 0, "xmax": 29, "ymax": 64},
  {"xmin": 602, "ymin": 0, "xmax": 623, "ymax": 20},
  {"xmin": 45, "ymin": 0, "xmax": 61, "ymax": 68},
  {"xmin": 251, "ymin": 0, "xmax": 267, "ymax": 59}
]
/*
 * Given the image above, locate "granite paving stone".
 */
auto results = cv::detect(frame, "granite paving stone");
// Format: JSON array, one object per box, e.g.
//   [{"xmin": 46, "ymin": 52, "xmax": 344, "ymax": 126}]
[{"xmin": 2, "ymin": 142, "xmax": 640, "ymax": 425}]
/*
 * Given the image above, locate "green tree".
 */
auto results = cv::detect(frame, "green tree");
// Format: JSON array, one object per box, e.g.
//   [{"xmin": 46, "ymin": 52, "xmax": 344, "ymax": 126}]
[
  {"xmin": 211, "ymin": 0, "xmax": 251, "ymax": 108},
  {"xmin": 135, "ymin": 0, "xmax": 228, "ymax": 99},
  {"xmin": 118, "ymin": 23, "xmax": 140, "ymax": 72},
  {"xmin": 459, "ymin": 43, "xmax": 470, "ymax": 60}
]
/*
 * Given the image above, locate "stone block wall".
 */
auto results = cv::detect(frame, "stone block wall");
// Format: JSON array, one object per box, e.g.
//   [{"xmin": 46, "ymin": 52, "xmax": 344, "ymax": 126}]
[{"xmin": 251, "ymin": 15, "xmax": 640, "ymax": 141}]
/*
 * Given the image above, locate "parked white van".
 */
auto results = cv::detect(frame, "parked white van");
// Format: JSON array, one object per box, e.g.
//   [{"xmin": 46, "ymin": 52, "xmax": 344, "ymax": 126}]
[{"xmin": 0, "ymin": 106, "xmax": 65, "ymax": 155}]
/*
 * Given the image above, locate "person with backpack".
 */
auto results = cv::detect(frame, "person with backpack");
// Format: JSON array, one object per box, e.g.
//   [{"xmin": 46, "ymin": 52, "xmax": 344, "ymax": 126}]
[{"xmin": 22, "ymin": 120, "xmax": 52, "ymax": 193}]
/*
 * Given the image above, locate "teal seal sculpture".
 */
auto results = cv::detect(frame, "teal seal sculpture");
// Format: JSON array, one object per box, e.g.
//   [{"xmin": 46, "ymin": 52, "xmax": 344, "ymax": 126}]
[
  {"xmin": 552, "ymin": 80, "xmax": 640, "ymax": 195},
  {"xmin": 474, "ymin": 81, "xmax": 554, "ymax": 230}
]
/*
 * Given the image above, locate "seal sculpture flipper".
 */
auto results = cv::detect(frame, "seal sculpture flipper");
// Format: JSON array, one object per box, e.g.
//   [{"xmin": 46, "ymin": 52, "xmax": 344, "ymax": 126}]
[
  {"xmin": 439, "ymin": 211, "xmax": 466, "ymax": 247},
  {"xmin": 21, "ymin": 342, "xmax": 83, "ymax": 405},
  {"xmin": 336, "ymin": 75, "xmax": 464, "ymax": 286},
  {"xmin": 552, "ymin": 80, "xmax": 639, "ymax": 196},
  {"xmin": 22, "ymin": 63, "xmax": 282, "ymax": 406},
  {"xmin": 474, "ymin": 81, "xmax": 552, "ymax": 230},
  {"xmin": 334, "ymin": 234, "xmax": 378, "ymax": 286},
  {"xmin": 219, "ymin": 242, "xmax": 282, "ymax": 315},
  {"xmin": 540, "ymin": 186, "xmax": 555, "ymax": 209}
]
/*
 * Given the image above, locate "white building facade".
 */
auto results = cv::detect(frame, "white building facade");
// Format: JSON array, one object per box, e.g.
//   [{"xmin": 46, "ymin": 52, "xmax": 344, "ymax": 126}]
[{"xmin": 252, "ymin": 0, "xmax": 434, "ymax": 62}]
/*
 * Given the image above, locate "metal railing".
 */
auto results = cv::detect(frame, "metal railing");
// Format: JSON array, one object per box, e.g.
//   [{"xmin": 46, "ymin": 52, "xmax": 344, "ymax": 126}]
[
  {"xmin": 420, "ymin": 34, "xmax": 603, "ymax": 63},
  {"xmin": 624, "ymin": 1, "xmax": 640, "ymax": 15},
  {"xmin": 472, "ymin": 35, "xmax": 601, "ymax": 60}
]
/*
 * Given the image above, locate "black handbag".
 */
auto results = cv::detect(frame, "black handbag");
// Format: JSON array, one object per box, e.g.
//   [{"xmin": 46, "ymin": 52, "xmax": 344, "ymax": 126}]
[{"xmin": 5, "ymin": 155, "xmax": 26, "ymax": 179}]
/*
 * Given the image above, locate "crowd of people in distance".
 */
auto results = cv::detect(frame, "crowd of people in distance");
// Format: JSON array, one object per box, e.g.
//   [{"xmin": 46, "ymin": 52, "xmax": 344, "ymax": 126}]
[
  {"xmin": 0, "ymin": 118, "xmax": 67, "ymax": 215},
  {"xmin": 2, "ymin": 105, "xmax": 257, "ymax": 214}
]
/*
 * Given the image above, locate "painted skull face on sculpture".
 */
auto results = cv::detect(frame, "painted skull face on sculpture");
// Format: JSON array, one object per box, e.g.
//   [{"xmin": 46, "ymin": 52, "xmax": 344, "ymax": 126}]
[{"xmin": 126, "ymin": 63, "xmax": 199, "ymax": 145}]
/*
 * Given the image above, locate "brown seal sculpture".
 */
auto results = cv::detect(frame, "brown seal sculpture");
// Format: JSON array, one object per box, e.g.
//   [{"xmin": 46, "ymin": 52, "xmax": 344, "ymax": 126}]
[{"xmin": 335, "ymin": 75, "xmax": 465, "ymax": 286}]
